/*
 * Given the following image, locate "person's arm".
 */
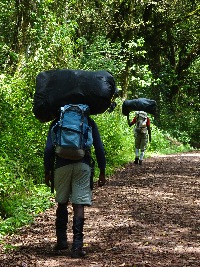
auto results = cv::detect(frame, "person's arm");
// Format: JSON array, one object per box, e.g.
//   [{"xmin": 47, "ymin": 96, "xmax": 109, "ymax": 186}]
[
  {"xmin": 127, "ymin": 113, "xmax": 133, "ymax": 127},
  {"xmin": 147, "ymin": 117, "xmax": 151, "ymax": 142},
  {"xmin": 127, "ymin": 114, "xmax": 136, "ymax": 127},
  {"xmin": 44, "ymin": 122, "xmax": 55, "ymax": 189},
  {"xmin": 90, "ymin": 119, "xmax": 106, "ymax": 186}
]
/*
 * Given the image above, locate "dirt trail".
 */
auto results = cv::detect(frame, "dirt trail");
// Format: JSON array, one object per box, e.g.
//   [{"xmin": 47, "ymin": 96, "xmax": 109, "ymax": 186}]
[{"xmin": 0, "ymin": 151, "xmax": 200, "ymax": 267}]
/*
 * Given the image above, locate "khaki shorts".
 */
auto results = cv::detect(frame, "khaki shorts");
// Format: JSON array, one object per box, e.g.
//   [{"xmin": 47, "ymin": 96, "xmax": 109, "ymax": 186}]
[
  {"xmin": 54, "ymin": 162, "xmax": 92, "ymax": 206},
  {"xmin": 134, "ymin": 132, "xmax": 148, "ymax": 150}
]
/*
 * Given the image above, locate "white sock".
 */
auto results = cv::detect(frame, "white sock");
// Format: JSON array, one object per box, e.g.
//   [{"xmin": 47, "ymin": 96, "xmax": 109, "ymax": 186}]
[{"xmin": 140, "ymin": 152, "xmax": 144, "ymax": 160}]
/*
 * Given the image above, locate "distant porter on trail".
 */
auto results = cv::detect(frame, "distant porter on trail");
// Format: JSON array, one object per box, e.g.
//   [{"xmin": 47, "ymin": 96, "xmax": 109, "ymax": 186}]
[
  {"xmin": 122, "ymin": 98, "xmax": 156, "ymax": 165},
  {"xmin": 127, "ymin": 111, "xmax": 151, "ymax": 165}
]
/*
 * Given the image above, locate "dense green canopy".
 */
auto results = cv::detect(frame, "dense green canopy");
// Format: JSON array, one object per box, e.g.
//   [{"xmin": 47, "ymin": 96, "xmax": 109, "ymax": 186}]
[{"xmin": 1, "ymin": 0, "xmax": 199, "ymax": 141}]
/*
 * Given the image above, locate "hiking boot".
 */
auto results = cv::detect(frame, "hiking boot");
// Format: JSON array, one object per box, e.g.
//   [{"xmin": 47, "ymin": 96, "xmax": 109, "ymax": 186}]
[
  {"xmin": 71, "ymin": 247, "xmax": 86, "ymax": 258},
  {"xmin": 71, "ymin": 217, "xmax": 86, "ymax": 258},
  {"xmin": 54, "ymin": 241, "xmax": 68, "ymax": 250},
  {"xmin": 139, "ymin": 160, "xmax": 142, "ymax": 165},
  {"xmin": 134, "ymin": 157, "xmax": 139, "ymax": 164},
  {"xmin": 55, "ymin": 203, "xmax": 68, "ymax": 250}
]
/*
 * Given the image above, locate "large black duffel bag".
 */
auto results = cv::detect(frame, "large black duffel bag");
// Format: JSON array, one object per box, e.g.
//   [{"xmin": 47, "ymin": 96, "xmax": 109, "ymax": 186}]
[
  {"xmin": 122, "ymin": 98, "xmax": 157, "ymax": 116},
  {"xmin": 33, "ymin": 69, "xmax": 117, "ymax": 122}
]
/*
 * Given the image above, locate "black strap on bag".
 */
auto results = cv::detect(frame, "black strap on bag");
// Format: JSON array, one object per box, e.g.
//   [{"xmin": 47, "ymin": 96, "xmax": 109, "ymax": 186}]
[
  {"xmin": 50, "ymin": 152, "xmax": 55, "ymax": 194},
  {"xmin": 90, "ymin": 157, "xmax": 95, "ymax": 190}
]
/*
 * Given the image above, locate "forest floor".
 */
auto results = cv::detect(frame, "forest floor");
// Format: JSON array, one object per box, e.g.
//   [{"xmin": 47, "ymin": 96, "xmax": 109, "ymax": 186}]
[{"xmin": 0, "ymin": 151, "xmax": 200, "ymax": 267}]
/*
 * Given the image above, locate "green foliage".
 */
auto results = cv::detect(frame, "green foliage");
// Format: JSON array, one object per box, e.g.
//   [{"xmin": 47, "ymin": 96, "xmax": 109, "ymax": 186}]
[
  {"xmin": 80, "ymin": 36, "xmax": 125, "ymax": 76},
  {"xmin": 147, "ymin": 125, "xmax": 191, "ymax": 155},
  {"xmin": 0, "ymin": 74, "xmax": 48, "ymax": 184},
  {"xmin": 0, "ymin": 185, "xmax": 53, "ymax": 236},
  {"xmin": 159, "ymin": 69, "xmax": 200, "ymax": 148},
  {"xmin": 0, "ymin": 74, "xmax": 53, "ymax": 235}
]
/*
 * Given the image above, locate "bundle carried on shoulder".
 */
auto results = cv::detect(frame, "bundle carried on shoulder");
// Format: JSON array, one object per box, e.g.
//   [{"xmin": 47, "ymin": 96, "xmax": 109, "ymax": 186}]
[
  {"xmin": 33, "ymin": 69, "xmax": 117, "ymax": 122},
  {"xmin": 122, "ymin": 98, "xmax": 157, "ymax": 116}
]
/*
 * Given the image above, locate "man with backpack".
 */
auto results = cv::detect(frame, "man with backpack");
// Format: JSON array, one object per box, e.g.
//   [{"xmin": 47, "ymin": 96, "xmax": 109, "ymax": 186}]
[
  {"xmin": 127, "ymin": 111, "xmax": 151, "ymax": 165},
  {"xmin": 44, "ymin": 114, "xmax": 106, "ymax": 258}
]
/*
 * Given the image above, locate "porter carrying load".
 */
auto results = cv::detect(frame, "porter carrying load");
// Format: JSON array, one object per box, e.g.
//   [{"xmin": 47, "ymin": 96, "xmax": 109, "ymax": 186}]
[{"xmin": 33, "ymin": 69, "xmax": 118, "ymax": 122}]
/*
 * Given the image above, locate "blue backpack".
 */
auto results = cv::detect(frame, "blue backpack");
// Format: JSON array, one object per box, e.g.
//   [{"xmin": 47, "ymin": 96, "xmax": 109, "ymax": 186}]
[{"xmin": 51, "ymin": 104, "xmax": 93, "ymax": 160}]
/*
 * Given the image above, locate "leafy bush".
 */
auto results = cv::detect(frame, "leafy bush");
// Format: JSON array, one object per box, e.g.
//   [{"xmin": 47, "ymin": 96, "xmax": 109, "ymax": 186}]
[
  {"xmin": 0, "ymin": 184, "xmax": 53, "ymax": 236},
  {"xmin": 0, "ymin": 74, "xmax": 52, "ymax": 235}
]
